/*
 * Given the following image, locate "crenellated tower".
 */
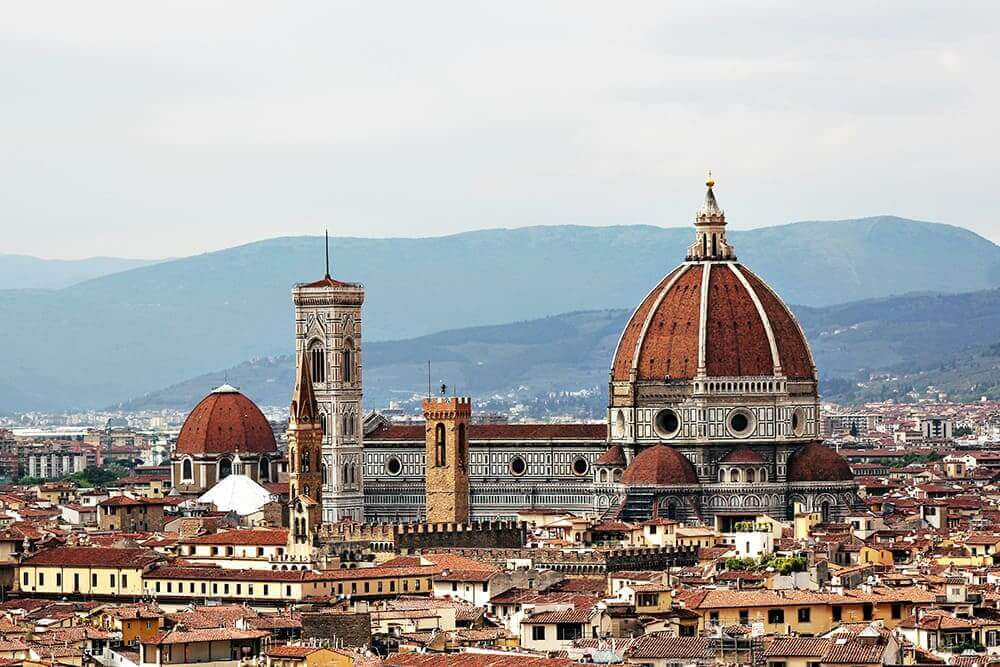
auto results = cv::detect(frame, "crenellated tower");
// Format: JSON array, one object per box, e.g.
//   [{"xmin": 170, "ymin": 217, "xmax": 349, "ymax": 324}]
[
  {"xmin": 292, "ymin": 257, "xmax": 365, "ymax": 522},
  {"xmin": 287, "ymin": 348, "xmax": 323, "ymax": 556},
  {"xmin": 423, "ymin": 396, "xmax": 471, "ymax": 524}
]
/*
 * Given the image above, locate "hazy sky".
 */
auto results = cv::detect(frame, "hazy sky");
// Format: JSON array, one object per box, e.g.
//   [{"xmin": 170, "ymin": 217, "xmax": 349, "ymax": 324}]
[{"xmin": 3, "ymin": 2, "xmax": 999, "ymax": 259}]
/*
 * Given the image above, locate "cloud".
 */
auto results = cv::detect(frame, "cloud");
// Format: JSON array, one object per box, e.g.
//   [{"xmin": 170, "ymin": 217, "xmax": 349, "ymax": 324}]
[{"xmin": 0, "ymin": 1, "xmax": 998, "ymax": 257}]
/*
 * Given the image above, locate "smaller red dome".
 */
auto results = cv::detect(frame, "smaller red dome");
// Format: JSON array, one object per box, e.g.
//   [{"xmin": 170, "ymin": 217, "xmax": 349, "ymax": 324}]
[
  {"xmin": 595, "ymin": 445, "xmax": 627, "ymax": 466},
  {"xmin": 787, "ymin": 442, "xmax": 853, "ymax": 482},
  {"xmin": 621, "ymin": 446, "xmax": 699, "ymax": 486},
  {"xmin": 720, "ymin": 447, "xmax": 764, "ymax": 464},
  {"xmin": 176, "ymin": 385, "xmax": 277, "ymax": 456}
]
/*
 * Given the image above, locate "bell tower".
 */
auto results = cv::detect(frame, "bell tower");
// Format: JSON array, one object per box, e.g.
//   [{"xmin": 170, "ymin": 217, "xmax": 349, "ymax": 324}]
[
  {"xmin": 423, "ymin": 396, "xmax": 471, "ymax": 524},
  {"xmin": 287, "ymin": 348, "xmax": 323, "ymax": 557},
  {"xmin": 292, "ymin": 240, "xmax": 365, "ymax": 523}
]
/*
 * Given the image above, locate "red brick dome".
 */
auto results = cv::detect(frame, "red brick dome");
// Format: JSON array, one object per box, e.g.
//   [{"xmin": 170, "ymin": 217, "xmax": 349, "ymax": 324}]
[
  {"xmin": 719, "ymin": 446, "xmax": 764, "ymax": 464},
  {"xmin": 621, "ymin": 445, "xmax": 699, "ymax": 486},
  {"xmin": 611, "ymin": 261, "xmax": 814, "ymax": 382},
  {"xmin": 787, "ymin": 442, "xmax": 853, "ymax": 482},
  {"xmin": 175, "ymin": 385, "xmax": 277, "ymax": 456}
]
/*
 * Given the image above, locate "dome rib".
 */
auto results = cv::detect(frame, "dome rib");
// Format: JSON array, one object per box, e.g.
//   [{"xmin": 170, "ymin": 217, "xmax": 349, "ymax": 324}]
[
  {"xmin": 611, "ymin": 266, "xmax": 684, "ymax": 382},
  {"xmin": 739, "ymin": 268, "xmax": 815, "ymax": 380}
]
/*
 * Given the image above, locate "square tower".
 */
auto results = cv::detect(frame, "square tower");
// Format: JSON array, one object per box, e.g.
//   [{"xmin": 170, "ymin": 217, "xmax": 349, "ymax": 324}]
[
  {"xmin": 292, "ymin": 274, "xmax": 365, "ymax": 523},
  {"xmin": 422, "ymin": 397, "xmax": 471, "ymax": 524}
]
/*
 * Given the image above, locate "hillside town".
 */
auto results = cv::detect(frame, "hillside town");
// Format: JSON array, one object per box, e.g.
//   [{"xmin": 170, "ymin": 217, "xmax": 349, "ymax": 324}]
[{"xmin": 3, "ymin": 182, "xmax": 1000, "ymax": 667}]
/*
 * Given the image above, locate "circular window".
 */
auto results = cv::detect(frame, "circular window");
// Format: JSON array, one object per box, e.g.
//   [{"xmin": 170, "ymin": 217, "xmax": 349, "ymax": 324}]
[
  {"xmin": 654, "ymin": 408, "xmax": 681, "ymax": 438},
  {"xmin": 791, "ymin": 407, "xmax": 807, "ymax": 437},
  {"xmin": 572, "ymin": 457, "xmax": 589, "ymax": 476},
  {"xmin": 728, "ymin": 409, "xmax": 755, "ymax": 438},
  {"xmin": 510, "ymin": 456, "xmax": 527, "ymax": 476},
  {"xmin": 385, "ymin": 457, "xmax": 402, "ymax": 476}
]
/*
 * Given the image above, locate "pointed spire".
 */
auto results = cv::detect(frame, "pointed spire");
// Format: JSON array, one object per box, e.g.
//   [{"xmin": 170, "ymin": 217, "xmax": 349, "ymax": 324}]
[
  {"xmin": 291, "ymin": 348, "xmax": 319, "ymax": 424},
  {"xmin": 324, "ymin": 229, "xmax": 331, "ymax": 279}
]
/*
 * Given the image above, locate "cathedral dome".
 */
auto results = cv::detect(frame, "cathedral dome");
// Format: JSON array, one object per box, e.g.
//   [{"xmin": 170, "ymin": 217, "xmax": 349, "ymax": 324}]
[
  {"xmin": 719, "ymin": 446, "xmax": 764, "ymax": 464},
  {"xmin": 621, "ymin": 445, "xmax": 699, "ymax": 486},
  {"xmin": 611, "ymin": 180, "xmax": 814, "ymax": 384},
  {"xmin": 787, "ymin": 442, "xmax": 854, "ymax": 482},
  {"xmin": 175, "ymin": 385, "xmax": 277, "ymax": 456}
]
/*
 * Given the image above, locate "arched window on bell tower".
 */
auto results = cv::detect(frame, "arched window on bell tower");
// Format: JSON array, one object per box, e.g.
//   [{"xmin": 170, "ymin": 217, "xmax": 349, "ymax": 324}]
[
  {"xmin": 435, "ymin": 423, "xmax": 446, "ymax": 467},
  {"xmin": 342, "ymin": 338, "xmax": 355, "ymax": 383},
  {"xmin": 309, "ymin": 343, "xmax": 326, "ymax": 383}
]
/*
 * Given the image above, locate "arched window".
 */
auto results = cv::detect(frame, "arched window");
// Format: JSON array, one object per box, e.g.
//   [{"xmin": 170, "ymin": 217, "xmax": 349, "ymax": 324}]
[
  {"xmin": 759, "ymin": 468, "xmax": 768, "ymax": 482},
  {"xmin": 342, "ymin": 338, "xmax": 354, "ymax": 383},
  {"xmin": 435, "ymin": 423, "xmax": 446, "ymax": 467},
  {"xmin": 322, "ymin": 463, "xmax": 329, "ymax": 485},
  {"xmin": 457, "ymin": 423, "xmax": 467, "ymax": 469},
  {"xmin": 820, "ymin": 500, "xmax": 832, "ymax": 522},
  {"xmin": 181, "ymin": 458, "xmax": 193, "ymax": 482},
  {"xmin": 342, "ymin": 463, "xmax": 349, "ymax": 485},
  {"xmin": 746, "ymin": 469, "xmax": 755, "ymax": 483},
  {"xmin": 300, "ymin": 449, "xmax": 310, "ymax": 473},
  {"xmin": 719, "ymin": 468, "xmax": 727, "ymax": 483},
  {"xmin": 319, "ymin": 412, "xmax": 327, "ymax": 435},
  {"xmin": 731, "ymin": 469, "xmax": 741, "ymax": 483},
  {"xmin": 665, "ymin": 500, "xmax": 678, "ymax": 520},
  {"xmin": 310, "ymin": 343, "xmax": 326, "ymax": 383},
  {"xmin": 258, "ymin": 457, "xmax": 270, "ymax": 481},
  {"xmin": 350, "ymin": 463, "xmax": 357, "ymax": 484},
  {"xmin": 218, "ymin": 457, "xmax": 232, "ymax": 480}
]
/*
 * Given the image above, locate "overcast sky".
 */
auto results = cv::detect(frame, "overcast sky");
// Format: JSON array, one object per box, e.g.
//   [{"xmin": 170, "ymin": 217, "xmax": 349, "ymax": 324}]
[{"xmin": 2, "ymin": 2, "xmax": 998, "ymax": 259}]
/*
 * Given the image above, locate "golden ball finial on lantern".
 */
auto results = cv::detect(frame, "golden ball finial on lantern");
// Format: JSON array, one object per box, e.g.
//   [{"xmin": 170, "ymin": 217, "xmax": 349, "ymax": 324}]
[{"xmin": 706, "ymin": 171, "xmax": 715, "ymax": 188}]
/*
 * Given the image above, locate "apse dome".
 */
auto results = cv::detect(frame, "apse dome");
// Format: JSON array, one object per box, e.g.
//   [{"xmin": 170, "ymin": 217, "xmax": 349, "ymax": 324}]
[
  {"xmin": 620, "ymin": 445, "xmax": 699, "ymax": 486},
  {"xmin": 787, "ymin": 442, "xmax": 854, "ymax": 483}
]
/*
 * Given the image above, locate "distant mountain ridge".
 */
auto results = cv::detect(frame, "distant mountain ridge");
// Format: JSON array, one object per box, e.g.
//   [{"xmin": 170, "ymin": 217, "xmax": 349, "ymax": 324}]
[
  {"xmin": 2, "ymin": 216, "xmax": 999, "ymax": 411},
  {"xmin": 0, "ymin": 254, "xmax": 163, "ymax": 290},
  {"xmin": 125, "ymin": 285, "xmax": 1000, "ymax": 412}
]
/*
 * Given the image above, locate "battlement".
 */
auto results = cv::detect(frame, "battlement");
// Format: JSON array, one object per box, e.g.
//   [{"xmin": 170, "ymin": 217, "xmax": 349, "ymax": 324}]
[
  {"xmin": 422, "ymin": 396, "xmax": 472, "ymax": 420},
  {"xmin": 319, "ymin": 520, "xmax": 526, "ymax": 553}
]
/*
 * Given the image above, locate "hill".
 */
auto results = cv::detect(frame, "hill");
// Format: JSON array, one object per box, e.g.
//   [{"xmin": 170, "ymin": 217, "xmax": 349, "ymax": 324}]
[
  {"xmin": 3, "ymin": 216, "xmax": 999, "ymax": 412},
  {"xmin": 127, "ymin": 288, "xmax": 1000, "ymax": 413},
  {"xmin": 0, "ymin": 255, "xmax": 162, "ymax": 290}
]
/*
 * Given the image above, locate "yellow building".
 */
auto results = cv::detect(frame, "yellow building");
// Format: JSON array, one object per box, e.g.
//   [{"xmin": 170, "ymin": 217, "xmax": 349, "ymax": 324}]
[
  {"xmin": 93, "ymin": 603, "xmax": 165, "ymax": 644},
  {"xmin": 141, "ymin": 564, "xmax": 439, "ymax": 604},
  {"xmin": 268, "ymin": 645, "xmax": 361, "ymax": 667},
  {"xmin": 686, "ymin": 587, "xmax": 937, "ymax": 635},
  {"xmin": 17, "ymin": 546, "xmax": 162, "ymax": 598}
]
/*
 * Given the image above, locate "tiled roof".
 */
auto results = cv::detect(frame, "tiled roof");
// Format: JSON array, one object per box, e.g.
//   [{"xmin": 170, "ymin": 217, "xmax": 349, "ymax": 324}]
[
  {"xmin": 763, "ymin": 637, "xmax": 830, "ymax": 657},
  {"xmin": 525, "ymin": 607, "xmax": 595, "ymax": 624},
  {"xmin": 595, "ymin": 445, "xmax": 627, "ymax": 466},
  {"xmin": 367, "ymin": 423, "xmax": 606, "ymax": 442},
  {"xmin": 21, "ymin": 546, "xmax": 162, "ymax": 568},
  {"xmin": 627, "ymin": 634, "xmax": 712, "ymax": 660},
  {"xmin": 145, "ymin": 628, "xmax": 268, "ymax": 645},
  {"xmin": 787, "ymin": 442, "xmax": 855, "ymax": 483},
  {"xmin": 181, "ymin": 529, "xmax": 288, "ymax": 545},
  {"xmin": 621, "ymin": 445, "xmax": 698, "ymax": 486},
  {"xmin": 387, "ymin": 653, "xmax": 577, "ymax": 666},
  {"xmin": 720, "ymin": 446, "xmax": 765, "ymax": 464}
]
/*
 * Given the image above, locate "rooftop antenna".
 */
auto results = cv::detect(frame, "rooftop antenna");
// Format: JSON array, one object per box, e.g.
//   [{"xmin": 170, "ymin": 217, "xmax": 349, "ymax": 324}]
[{"xmin": 324, "ymin": 229, "xmax": 331, "ymax": 279}]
